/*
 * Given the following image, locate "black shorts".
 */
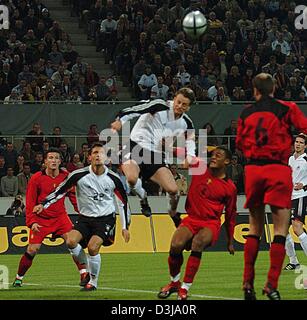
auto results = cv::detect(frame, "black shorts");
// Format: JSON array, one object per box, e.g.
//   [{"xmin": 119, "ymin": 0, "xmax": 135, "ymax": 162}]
[
  {"xmin": 290, "ymin": 197, "xmax": 307, "ymax": 223},
  {"xmin": 74, "ymin": 213, "xmax": 116, "ymax": 247},
  {"xmin": 122, "ymin": 140, "xmax": 167, "ymax": 181}
]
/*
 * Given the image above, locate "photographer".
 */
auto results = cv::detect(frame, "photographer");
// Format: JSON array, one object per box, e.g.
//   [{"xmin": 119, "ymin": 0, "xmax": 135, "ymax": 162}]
[{"xmin": 6, "ymin": 195, "xmax": 25, "ymax": 216}]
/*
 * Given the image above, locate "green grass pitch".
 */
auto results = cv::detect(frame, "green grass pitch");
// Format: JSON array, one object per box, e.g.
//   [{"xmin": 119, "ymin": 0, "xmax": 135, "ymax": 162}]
[{"xmin": 0, "ymin": 251, "xmax": 306, "ymax": 300}]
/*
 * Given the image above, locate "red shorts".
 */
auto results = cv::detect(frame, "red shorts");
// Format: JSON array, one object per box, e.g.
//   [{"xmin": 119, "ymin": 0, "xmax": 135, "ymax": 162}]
[
  {"xmin": 244, "ymin": 164, "xmax": 293, "ymax": 209},
  {"xmin": 29, "ymin": 214, "xmax": 73, "ymax": 244},
  {"xmin": 180, "ymin": 216, "xmax": 221, "ymax": 245}
]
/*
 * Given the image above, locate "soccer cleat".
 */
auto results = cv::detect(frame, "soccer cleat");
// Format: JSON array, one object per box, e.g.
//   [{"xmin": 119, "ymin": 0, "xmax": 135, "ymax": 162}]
[
  {"xmin": 262, "ymin": 284, "xmax": 281, "ymax": 300},
  {"xmin": 284, "ymin": 263, "xmax": 300, "ymax": 270},
  {"xmin": 140, "ymin": 198, "xmax": 152, "ymax": 217},
  {"xmin": 177, "ymin": 288, "xmax": 188, "ymax": 300},
  {"xmin": 13, "ymin": 278, "xmax": 22, "ymax": 287},
  {"xmin": 157, "ymin": 281, "xmax": 181, "ymax": 299},
  {"xmin": 243, "ymin": 283, "xmax": 256, "ymax": 300},
  {"xmin": 79, "ymin": 272, "xmax": 90, "ymax": 287},
  {"xmin": 80, "ymin": 283, "xmax": 97, "ymax": 291}
]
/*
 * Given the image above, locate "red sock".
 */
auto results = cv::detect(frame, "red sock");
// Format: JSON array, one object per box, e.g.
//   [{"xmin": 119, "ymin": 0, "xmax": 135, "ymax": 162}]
[
  {"xmin": 183, "ymin": 251, "xmax": 202, "ymax": 284},
  {"xmin": 267, "ymin": 236, "xmax": 286, "ymax": 290},
  {"xmin": 72, "ymin": 256, "xmax": 87, "ymax": 273},
  {"xmin": 243, "ymin": 235, "xmax": 260, "ymax": 287},
  {"xmin": 17, "ymin": 252, "xmax": 34, "ymax": 277},
  {"xmin": 168, "ymin": 252, "xmax": 183, "ymax": 278}
]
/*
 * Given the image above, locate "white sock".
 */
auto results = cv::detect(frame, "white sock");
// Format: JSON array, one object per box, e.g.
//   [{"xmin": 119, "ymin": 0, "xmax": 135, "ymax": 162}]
[
  {"xmin": 167, "ymin": 193, "xmax": 180, "ymax": 214},
  {"xmin": 68, "ymin": 244, "xmax": 88, "ymax": 266},
  {"xmin": 130, "ymin": 178, "xmax": 146, "ymax": 200},
  {"xmin": 182, "ymin": 282, "xmax": 192, "ymax": 291},
  {"xmin": 298, "ymin": 232, "xmax": 307, "ymax": 256},
  {"xmin": 285, "ymin": 234, "xmax": 299, "ymax": 265},
  {"xmin": 171, "ymin": 273, "xmax": 180, "ymax": 283},
  {"xmin": 88, "ymin": 254, "xmax": 101, "ymax": 288}
]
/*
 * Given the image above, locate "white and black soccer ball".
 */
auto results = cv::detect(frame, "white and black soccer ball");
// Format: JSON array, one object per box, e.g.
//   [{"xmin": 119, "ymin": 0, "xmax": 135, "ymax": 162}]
[{"xmin": 182, "ymin": 10, "xmax": 207, "ymax": 39}]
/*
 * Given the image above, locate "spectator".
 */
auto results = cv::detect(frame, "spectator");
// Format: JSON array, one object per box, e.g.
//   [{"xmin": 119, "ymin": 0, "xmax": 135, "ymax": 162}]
[
  {"xmin": 169, "ymin": 164, "xmax": 187, "ymax": 196},
  {"xmin": 71, "ymin": 56, "xmax": 87, "ymax": 77},
  {"xmin": 105, "ymin": 89, "xmax": 119, "ymax": 104},
  {"xmin": 78, "ymin": 142, "xmax": 90, "ymax": 166},
  {"xmin": 202, "ymin": 122, "xmax": 219, "ymax": 147},
  {"xmin": 1, "ymin": 167, "xmax": 18, "ymax": 198},
  {"xmin": 26, "ymin": 123, "xmax": 44, "ymax": 152},
  {"xmin": 150, "ymin": 76, "xmax": 169, "ymax": 100},
  {"xmin": 176, "ymin": 64, "xmax": 191, "ymax": 87},
  {"xmin": 222, "ymin": 119, "xmax": 237, "ymax": 153},
  {"xmin": 226, "ymin": 154, "xmax": 244, "ymax": 194},
  {"xmin": 97, "ymin": 12, "xmax": 117, "ymax": 64},
  {"xmin": 17, "ymin": 162, "xmax": 32, "ymax": 196},
  {"xmin": 66, "ymin": 153, "xmax": 84, "ymax": 172},
  {"xmin": 1, "ymin": 63, "xmax": 18, "ymax": 89},
  {"xmin": 0, "ymin": 76, "xmax": 11, "ymax": 101},
  {"xmin": 87, "ymin": 124, "xmax": 99, "ymax": 146},
  {"xmin": 75, "ymin": 75, "xmax": 89, "ymax": 101},
  {"xmin": 0, "ymin": 155, "xmax": 7, "ymax": 181},
  {"xmin": 208, "ymin": 79, "xmax": 223, "ymax": 101},
  {"xmin": 138, "ymin": 65, "xmax": 157, "ymax": 100},
  {"xmin": 19, "ymin": 141, "xmax": 35, "ymax": 162},
  {"xmin": 30, "ymin": 151, "xmax": 44, "ymax": 173},
  {"xmin": 48, "ymin": 126, "xmax": 66, "ymax": 148},
  {"xmin": 84, "ymin": 64, "xmax": 99, "ymax": 88},
  {"xmin": 226, "ymin": 66, "xmax": 243, "ymax": 95},
  {"xmin": 3, "ymin": 142, "xmax": 18, "ymax": 169},
  {"xmin": 59, "ymin": 142, "xmax": 72, "ymax": 167},
  {"xmin": 49, "ymin": 86, "xmax": 65, "ymax": 103},
  {"xmin": 272, "ymin": 32, "xmax": 291, "ymax": 56}
]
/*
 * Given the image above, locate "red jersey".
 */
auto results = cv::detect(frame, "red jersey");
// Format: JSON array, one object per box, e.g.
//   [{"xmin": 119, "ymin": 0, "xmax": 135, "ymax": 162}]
[
  {"xmin": 236, "ymin": 96, "xmax": 307, "ymax": 165},
  {"xmin": 26, "ymin": 169, "xmax": 78, "ymax": 227},
  {"xmin": 185, "ymin": 167, "xmax": 237, "ymax": 239}
]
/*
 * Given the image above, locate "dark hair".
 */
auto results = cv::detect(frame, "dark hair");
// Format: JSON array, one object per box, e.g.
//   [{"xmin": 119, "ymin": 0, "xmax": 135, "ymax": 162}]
[
  {"xmin": 296, "ymin": 133, "xmax": 307, "ymax": 145},
  {"xmin": 44, "ymin": 147, "xmax": 61, "ymax": 159},
  {"xmin": 215, "ymin": 146, "xmax": 232, "ymax": 161},
  {"xmin": 252, "ymin": 73, "xmax": 275, "ymax": 96},
  {"xmin": 202, "ymin": 122, "xmax": 216, "ymax": 135},
  {"xmin": 89, "ymin": 142, "xmax": 104, "ymax": 154},
  {"xmin": 175, "ymin": 87, "xmax": 196, "ymax": 105}
]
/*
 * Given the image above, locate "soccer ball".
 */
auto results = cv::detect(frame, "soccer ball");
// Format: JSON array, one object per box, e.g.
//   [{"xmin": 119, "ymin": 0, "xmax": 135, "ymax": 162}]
[{"xmin": 182, "ymin": 10, "xmax": 207, "ymax": 39}]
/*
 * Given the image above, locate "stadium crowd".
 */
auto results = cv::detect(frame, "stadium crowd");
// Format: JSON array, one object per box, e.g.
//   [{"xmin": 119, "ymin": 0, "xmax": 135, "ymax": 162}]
[
  {"xmin": 0, "ymin": 0, "xmax": 306, "ymax": 196},
  {"xmin": 0, "ymin": 0, "xmax": 305, "ymax": 103},
  {"xmin": 75, "ymin": 0, "xmax": 307, "ymax": 101}
]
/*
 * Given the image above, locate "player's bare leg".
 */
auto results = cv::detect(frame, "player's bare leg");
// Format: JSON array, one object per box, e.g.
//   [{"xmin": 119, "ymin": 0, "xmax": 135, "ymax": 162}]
[
  {"xmin": 177, "ymin": 228, "xmax": 212, "ymax": 300},
  {"xmin": 292, "ymin": 219, "xmax": 307, "ymax": 256},
  {"xmin": 261, "ymin": 206, "xmax": 290, "ymax": 300},
  {"xmin": 80, "ymin": 235, "xmax": 103, "ymax": 291},
  {"xmin": 121, "ymin": 160, "xmax": 151, "ymax": 217},
  {"xmin": 243, "ymin": 205, "xmax": 265, "ymax": 300},
  {"xmin": 13, "ymin": 243, "xmax": 41, "ymax": 287},
  {"xmin": 66, "ymin": 230, "xmax": 90, "ymax": 287},
  {"xmin": 150, "ymin": 167, "xmax": 180, "ymax": 224},
  {"xmin": 158, "ymin": 226, "xmax": 193, "ymax": 299}
]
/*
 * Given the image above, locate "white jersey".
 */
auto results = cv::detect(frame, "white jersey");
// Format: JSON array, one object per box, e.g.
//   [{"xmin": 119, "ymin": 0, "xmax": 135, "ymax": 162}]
[
  {"xmin": 42, "ymin": 165, "xmax": 130, "ymax": 230},
  {"xmin": 117, "ymin": 99, "xmax": 196, "ymax": 158},
  {"xmin": 288, "ymin": 152, "xmax": 307, "ymax": 200}
]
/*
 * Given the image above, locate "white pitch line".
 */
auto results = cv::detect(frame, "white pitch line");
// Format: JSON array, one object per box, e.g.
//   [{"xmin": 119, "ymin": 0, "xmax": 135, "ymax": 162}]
[{"xmin": 4, "ymin": 282, "xmax": 242, "ymax": 300}]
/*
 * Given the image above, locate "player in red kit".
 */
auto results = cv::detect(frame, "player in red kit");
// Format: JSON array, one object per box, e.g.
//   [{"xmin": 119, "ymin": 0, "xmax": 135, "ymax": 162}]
[
  {"xmin": 158, "ymin": 147, "xmax": 237, "ymax": 300},
  {"xmin": 12, "ymin": 148, "xmax": 89, "ymax": 287},
  {"xmin": 236, "ymin": 73, "xmax": 307, "ymax": 300}
]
